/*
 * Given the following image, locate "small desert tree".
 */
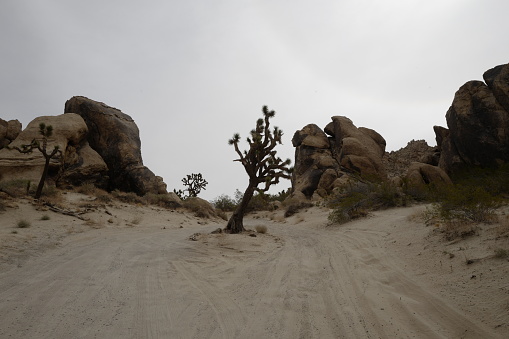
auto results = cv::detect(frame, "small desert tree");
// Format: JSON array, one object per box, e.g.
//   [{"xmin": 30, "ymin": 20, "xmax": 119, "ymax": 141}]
[
  {"xmin": 8, "ymin": 123, "xmax": 61, "ymax": 199},
  {"xmin": 174, "ymin": 173, "xmax": 208, "ymax": 200},
  {"xmin": 226, "ymin": 105, "xmax": 292, "ymax": 233}
]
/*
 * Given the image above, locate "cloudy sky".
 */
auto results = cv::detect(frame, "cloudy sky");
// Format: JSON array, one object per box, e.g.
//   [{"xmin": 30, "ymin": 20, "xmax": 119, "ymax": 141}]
[{"xmin": 1, "ymin": 0, "xmax": 508, "ymax": 200}]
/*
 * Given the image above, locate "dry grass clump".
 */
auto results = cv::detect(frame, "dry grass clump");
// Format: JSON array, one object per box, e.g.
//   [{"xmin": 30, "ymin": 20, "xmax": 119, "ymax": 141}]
[
  {"xmin": 17, "ymin": 219, "xmax": 31, "ymax": 228},
  {"xmin": 40, "ymin": 214, "xmax": 50, "ymax": 220},
  {"xmin": 255, "ymin": 225, "xmax": 268, "ymax": 234},
  {"xmin": 494, "ymin": 248, "xmax": 509, "ymax": 259},
  {"xmin": 111, "ymin": 190, "xmax": 145, "ymax": 205},
  {"xmin": 76, "ymin": 183, "xmax": 97, "ymax": 195},
  {"xmin": 284, "ymin": 201, "xmax": 314, "ymax": 218},
  {"xmin": 183, "ymin": 197, "xmax": 217, "ymax": 218},
  {"xmin": 144, "ymin": 193, "xmax": 182, "ymax": 209},
  {"xmin": 131, "ymin": 216, "xmax": 142, "ymax": 225},
  {"xmin": 0, "ymin": 179, "xmax": 31, "ymax": 197}
]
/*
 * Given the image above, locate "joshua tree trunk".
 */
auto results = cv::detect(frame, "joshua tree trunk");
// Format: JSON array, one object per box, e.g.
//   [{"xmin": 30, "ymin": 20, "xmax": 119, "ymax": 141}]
[
  {"xmin": 35, "ymin": 155, "xmax": 51, "ymax": 199},
  {"xmin": 226, "ymin": 183, "xmax": 256, "ymax": 233}
]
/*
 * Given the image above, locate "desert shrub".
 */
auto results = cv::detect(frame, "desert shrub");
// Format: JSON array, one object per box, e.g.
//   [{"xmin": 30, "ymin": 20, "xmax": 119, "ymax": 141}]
[
  {"xmin": 327, "ymin": 180, "xmax": 406, "ymax": 224},
  {"xmin": 255, "ymin": 225, "xmax": 268, "ymax": 234},
  {"xmin": 247, "ymin": 192, "xmax": 272, "ymax": 212},
  {"xmin": 216, "ymin": 209, "xmax": 228, "ymax": 221},
  {"xmin": 41, "ymin": 214, "xmax": 50, "ymax": 220},
  {"xmin": 494, "ymin": 248, "xmax": 509, "ymax": 259},
  {"xmin": 94, "ymin": 190, "xmax": 112, "ymax": 203},
  {"xmin": 111, "ymin": 190, "xmax": 145, "ymax": 205},
  {"xmin": 76, "ymin": 183, "xmax": 97, "ymax": 195},
  {"xmin": 0, "ymin": 179, "xmax": 32, "ymax": 197},
  {"xmin": 451, "ymin": 164, "xmax": 509, "ymax": 197},
  {"xmin": 17, "ymin": 219, "xmax": 31, "ymax": 228},
  {"xmin": 284, "ymin": 201, "xmax": 314, "ymax": 217},
  {"xmin": 144, "ymin": 193, "xmax": 181, "ymax": 209},
  {"xmin": 41, "ymin": 185, "xmax": 59, "ymax": 197},
  {"xmin": 131, "ymin": 216, "xmax": 142, "ymax": 225},
  {"xmin": 270, "ymin": 189, "xmax": 291, "ymax": 202},
  {"xmin": 183, "ymin": 197, "xmax": 216, "ymax": 218},
  {"xmin": 212, "ymin": 194, "xmax": 237, "ymax": 211},
  {"xmin": 430, "ymin": 184, "xmax": 502, "ymax": 223}
]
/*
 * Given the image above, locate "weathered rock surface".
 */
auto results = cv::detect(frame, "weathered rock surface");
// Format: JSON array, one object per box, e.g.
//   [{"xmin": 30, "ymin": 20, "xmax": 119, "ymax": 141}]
[
  {"xmin": 435, "ymin": 63, "xmax": 509, "ymax": 174},
  {"xmin": 383, "ymin": 140, "xmax": 439, "ymax": 179},
  {"xmin": 405, "ymin": 162, "xmax": 452, "ymax": 187},
  {"xmin": 64, "ymin": 96, "xmax": 166, "ymax": 195},
  {"xmin": 0, "ymin": 114, "xmax": 107, "ymax": 186},
  {"xmin": 0, "ymin": 119, "xmax": 22, "ymax": 149},
  {"xmin": 292, "ymin": 117, "xmax": 387, "ymax": 198}
]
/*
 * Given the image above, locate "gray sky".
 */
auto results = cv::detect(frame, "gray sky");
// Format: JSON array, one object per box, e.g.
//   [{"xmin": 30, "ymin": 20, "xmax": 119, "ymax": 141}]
[{"xmin": 1, "ymin": 0, "xmax": 508, "ymax": 200}]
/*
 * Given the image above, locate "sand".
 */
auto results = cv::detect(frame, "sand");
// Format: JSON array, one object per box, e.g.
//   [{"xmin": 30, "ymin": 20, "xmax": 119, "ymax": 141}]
[{"xmin": 0, "ymin": 193, "xmax": 508, "ymax": 338}]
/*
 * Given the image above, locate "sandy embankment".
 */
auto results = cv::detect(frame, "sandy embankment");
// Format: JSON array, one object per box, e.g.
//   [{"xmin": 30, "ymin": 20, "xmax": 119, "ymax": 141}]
[{"xmin": 0, "ymin": 193, "xmax": 508, "ymax": 338}]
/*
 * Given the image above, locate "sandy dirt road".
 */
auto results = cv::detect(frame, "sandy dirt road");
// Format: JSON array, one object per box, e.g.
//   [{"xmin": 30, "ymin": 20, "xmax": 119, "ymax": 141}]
[{"xmin": 0, "ymin": 205, "xmax": 504, "ymax": 338}]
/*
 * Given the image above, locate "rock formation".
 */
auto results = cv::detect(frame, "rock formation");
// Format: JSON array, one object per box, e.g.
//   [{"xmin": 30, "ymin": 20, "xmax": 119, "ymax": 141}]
[
  {"xmin": 292, "ymin": 116, "xmax": 387, "ymax": 199},
  {"xmin": 64, "ymin": 96, "xmax": 166, "ymax": 195},
  {"xmin": 0, "ymin": 114, "xmax": 108, "ymax": 186},
  {"xmin": 405, "ymin": 162, "xmax": 452, "ymax": 187},
  {"xmin": 0, "ymin": 118, "xmax": 22, "ymax": 149},
  {"xmin": 383, "ymin": 140, "xmax": 439, "ymax": 179},
  {"xmin": 435, "ymin": 63, "xmax": 509, "ymax": 174},
  {"xmin": 0, "ymin": 96, "xmax": 166, "ymax": 196}
]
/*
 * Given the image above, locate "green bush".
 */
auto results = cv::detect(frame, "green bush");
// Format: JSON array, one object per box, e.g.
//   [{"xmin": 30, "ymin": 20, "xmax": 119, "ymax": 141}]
[
  {"xmin": 327, "ymin": 181, "xmax": 406, "ymax": 224},
  {"xmin": 211, "ymin": 194, "xmax": 237, "ymax": 211},
  {"xmin": 430, "ymin": 184, "xmax": 502, "ymax": 223}
]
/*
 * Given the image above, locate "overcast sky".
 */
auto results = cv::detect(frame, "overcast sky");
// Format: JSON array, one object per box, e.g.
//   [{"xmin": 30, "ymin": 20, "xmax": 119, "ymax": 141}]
[{"xmin": 1, "ymin": 0, "xmax": 508, "ymax": 200}]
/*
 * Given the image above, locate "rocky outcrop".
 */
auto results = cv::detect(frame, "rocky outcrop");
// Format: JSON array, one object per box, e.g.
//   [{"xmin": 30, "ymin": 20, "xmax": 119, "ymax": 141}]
[
  {"xmin": 0, "ymin": 114, "xmax": 108, "ymax": 186},
  {"xmin": 435, "ymin": 63, "xmax": 509, "ymax": 174},
  {"xmin": 383, "ymin": 140, "xmax": 439, "ymax": 179},
  {"xmin": 292, "ymin": 117, "xmax": 387, "ymax": 199},
  {"xmin": 0, "ymin": 119, "xmax": 22, "ymax": 149},
  {"xmin": 64, "ymin": 96, "xmax": 166, "ymax": 195},
  {"xmin": 405, "ymin": 162, "xmax": 452, "ymax": 187}
]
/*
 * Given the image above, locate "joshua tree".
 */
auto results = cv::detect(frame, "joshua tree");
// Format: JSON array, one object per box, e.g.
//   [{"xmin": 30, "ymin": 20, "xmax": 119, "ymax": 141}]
[
  {"xmin": 9, "ymin": 123, "xmax": 61, "ymax": 199},
  {"xmin": 174, "ymin": 173, "xmax": 208, "ymax": 200},
  {"xmin": 226, "ymin": 106, "xmax": 292, "ymax": 233}
]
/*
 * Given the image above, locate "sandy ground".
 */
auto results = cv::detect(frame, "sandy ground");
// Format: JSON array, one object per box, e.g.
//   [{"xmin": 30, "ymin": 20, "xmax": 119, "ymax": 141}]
[{"xmin": 0, "ymin": 193, "xmax": 508, "ymax": 338}]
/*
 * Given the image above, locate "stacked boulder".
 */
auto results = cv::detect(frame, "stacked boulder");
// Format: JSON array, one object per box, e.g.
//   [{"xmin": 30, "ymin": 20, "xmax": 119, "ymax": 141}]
[
  {"xmin": 0, "ymin": 96, "xmax": 167, "ymax": 196},
  {"xmin": 291, "ymin": 116, "xmax": 387, "ymax": 199},
  {"xmin": 435, "ymin": 63, "xmax": 509, "ymax": 174},
  {"xmin": 64, "ymin": 96, "xmax": 167, "ymax": 195},
  {"xmin": 0, "ymin": 119, "xmax": 22, "ymax": 149}
]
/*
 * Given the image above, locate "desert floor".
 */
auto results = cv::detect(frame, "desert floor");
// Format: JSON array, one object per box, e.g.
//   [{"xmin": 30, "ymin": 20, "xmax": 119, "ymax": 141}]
[{"xmin": 1, "ymin": 193, "xmax": 508, "ymax": 338}]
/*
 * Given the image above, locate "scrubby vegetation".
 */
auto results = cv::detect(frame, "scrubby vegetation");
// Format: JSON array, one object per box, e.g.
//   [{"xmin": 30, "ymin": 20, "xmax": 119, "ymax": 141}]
[
  {"xmin": 17, "ymin": 219, "xmax": 31, "ymax": 228},
  {"xmin": 212, "ymin": 188, "xmax": 291, "ymax": 213},
  {"xmin": 327, "ymin": 180, "xmax": 408, "ymax": 224},
  {"xmin": 328, "ymin": 165, "xmax": 509, "ymax": 228},
  {"xmin": 255, "ymin": 225, "xmax": 268, "ymax": 234}
]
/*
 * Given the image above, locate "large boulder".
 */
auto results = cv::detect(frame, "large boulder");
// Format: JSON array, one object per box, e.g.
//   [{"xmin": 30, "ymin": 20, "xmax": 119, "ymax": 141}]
[
  {"xmin": 64, "ymin": 96, "xmax": 167, "ymax": 195},
  {"xmin": 325, "ymin": 116, "xmax": 387, "ymax": 180},
  {"xmin": 291, "ymin": 117, "xmax": 387, "ymax": 198},
  {"xmin": 0, "ymin": 114, "xmax": 108, "ymax": 186},
  {"xmin": 435, "ymin": 63, "xmax": 509, "ymax": 174},
  {"xmin": 405, "ymin": 162, "xmax": 452, "ymax": 187},
  {"xmin": 0, "ymin": 119, "xmax": 22, "ymax": 149}
]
